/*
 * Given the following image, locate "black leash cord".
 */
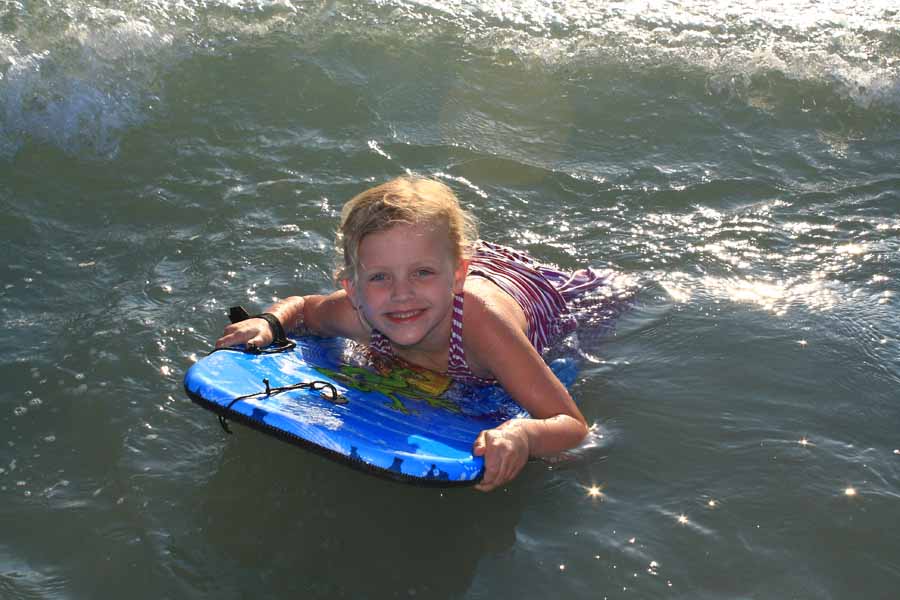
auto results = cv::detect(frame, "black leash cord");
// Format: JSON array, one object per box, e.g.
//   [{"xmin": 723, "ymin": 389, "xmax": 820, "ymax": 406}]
[
  {"xmin": 213, "ymin": 305, "xmax": 318, "ymax": 433},
  {"xmin": 219, "ymin": 379, "xmax": 345, "ymax": 434},
  {"xmin": 209, "ymin": 338, "xmax": 296, "ymax": 356}
]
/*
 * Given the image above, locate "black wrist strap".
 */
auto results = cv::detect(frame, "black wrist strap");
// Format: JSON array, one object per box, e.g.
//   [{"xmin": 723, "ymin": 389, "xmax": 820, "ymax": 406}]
[{"xmin": 253, "ymin": 312, "xmax": 287, "ymax": 343}]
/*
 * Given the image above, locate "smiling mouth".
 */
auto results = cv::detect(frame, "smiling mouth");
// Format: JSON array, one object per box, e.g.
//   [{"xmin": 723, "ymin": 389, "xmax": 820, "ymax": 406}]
[{"xmin": 385, "ymin": 309, "xmax": 425, "ymax": 322}]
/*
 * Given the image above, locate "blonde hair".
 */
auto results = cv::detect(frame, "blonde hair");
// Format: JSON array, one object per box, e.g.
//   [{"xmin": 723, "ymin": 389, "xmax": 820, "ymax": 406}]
[{"xmin": 334, "ymin": 176, "xmax": 478, "ymax": 282}]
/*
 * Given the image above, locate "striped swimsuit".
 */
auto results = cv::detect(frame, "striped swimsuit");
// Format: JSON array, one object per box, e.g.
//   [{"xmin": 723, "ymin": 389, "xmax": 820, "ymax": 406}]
[{"xmin": 369, "ymin": 240, "xmax": 609, "ymax": 385}]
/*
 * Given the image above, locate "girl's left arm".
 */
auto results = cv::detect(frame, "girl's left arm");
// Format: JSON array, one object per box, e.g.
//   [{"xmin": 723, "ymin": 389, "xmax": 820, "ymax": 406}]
[{"xmin": 464, "ymin": 296, "xmax": 590, "ymax": 492}]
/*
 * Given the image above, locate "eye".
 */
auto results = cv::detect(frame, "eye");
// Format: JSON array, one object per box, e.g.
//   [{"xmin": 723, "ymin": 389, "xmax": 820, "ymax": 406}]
[
  {"xmin": 413, "ymin": 268, "xmax": 435, "ymax": 278},
  {"xmin": 368, "ymin": 272, "xmax": 389, "ymax": 283}
]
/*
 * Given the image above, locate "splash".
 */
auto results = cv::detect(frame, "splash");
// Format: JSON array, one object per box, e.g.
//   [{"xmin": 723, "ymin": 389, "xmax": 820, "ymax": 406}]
[
  {"xmin": 2, "ymin": 0, "xmax": 897, "ymax": 158},
  {"xmin": 383, "ymin": 0, "xmax": 900, "ymax": 112},
  {"xmin": 0, "ymin": 4, "xmax": 175, "ymax": 158}
]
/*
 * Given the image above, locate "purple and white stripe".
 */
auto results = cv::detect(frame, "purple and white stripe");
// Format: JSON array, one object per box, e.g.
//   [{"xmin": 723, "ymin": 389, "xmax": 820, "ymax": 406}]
[{"xmin": 444, "ymin": 292, "xmax": 495, "ymax": 385}]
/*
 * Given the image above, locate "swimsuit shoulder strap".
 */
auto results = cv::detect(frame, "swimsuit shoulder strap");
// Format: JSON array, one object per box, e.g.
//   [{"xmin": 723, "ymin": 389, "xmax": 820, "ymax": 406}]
[
  {"xmin": 446, "ymin": 292, "xmax": 496, "ymax": 385},
  {"xmin": 447, "ymin": 292, "xmax": 466, "ymax": 370}
]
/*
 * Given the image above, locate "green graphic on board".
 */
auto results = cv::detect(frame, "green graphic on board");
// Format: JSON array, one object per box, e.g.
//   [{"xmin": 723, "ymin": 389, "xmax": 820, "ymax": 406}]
[{"xmin": 314, "ymin": 364, "xmax": 461, "ymax": 414}]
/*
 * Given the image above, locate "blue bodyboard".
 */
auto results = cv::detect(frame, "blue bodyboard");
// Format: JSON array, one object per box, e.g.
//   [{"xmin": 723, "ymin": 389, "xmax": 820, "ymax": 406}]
[{"xmin": 184, "ymin": 336, "xmax": 577, "ymax": 485}]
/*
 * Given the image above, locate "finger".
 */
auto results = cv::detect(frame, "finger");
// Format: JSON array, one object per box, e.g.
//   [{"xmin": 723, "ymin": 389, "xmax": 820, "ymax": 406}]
[
  {"xmin": 498, "ymin": 460, "xmax": 520, "ymax": 488},
  {"xmin": 474, "ymin": 473, "xmax": 499, "ymax": 492},
  {"xmin": 475, "ymin": 472, "xmax": 505, "ymax": 492},
  {"xmin": 214, "ymin": 334, "xmax": 236, "ymax": 349},
  {"xmin": 215, "ymin": 331, "xmax": 247, "ymax": 349},
  {"xmin": 477, "ymin": 453, "xmax": 495, "ymax": 478},
  {"xmin": 472, "ymin": 431, "xmax": 487, "ymax": 456},
  {"xmin": 478, "ymin": 454, "xmax": 501, "ymax": 490},
  {"xmin": 480, "ymin": 462, "xmax": 499, "ymax": 488},
  {"xmin": 247, "ymin": 335, "xmax": 268, "ymax": 348},
  {"xmin": 491, "ymin": 458, "xmax": 514, "ymax": 489},
  {"xmin": 481, "ymin": 450, "xmax": 524, "ymax": 492}
]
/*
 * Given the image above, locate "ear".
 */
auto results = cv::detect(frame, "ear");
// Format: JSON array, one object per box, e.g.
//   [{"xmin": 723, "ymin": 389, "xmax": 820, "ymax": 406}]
[
  {"xmin": 452, "ymin": 258, "xmax": 469, "ymax": 295},
  {"xmin": 340, "ymin": 277, "xmax": 358, "ymax": 308}
]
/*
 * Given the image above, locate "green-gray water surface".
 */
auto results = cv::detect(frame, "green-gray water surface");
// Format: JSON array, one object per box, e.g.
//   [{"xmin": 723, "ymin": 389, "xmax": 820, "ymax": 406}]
[{"xmin": 2, "ymin": 1, "xmax": 899, "ymax": 598}]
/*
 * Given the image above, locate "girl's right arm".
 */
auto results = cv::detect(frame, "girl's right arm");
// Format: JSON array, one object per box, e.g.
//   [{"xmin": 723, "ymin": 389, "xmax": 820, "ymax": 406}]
[{"xmin": 214, "ymin": 290, "xmax": 366, "ymax": 349}]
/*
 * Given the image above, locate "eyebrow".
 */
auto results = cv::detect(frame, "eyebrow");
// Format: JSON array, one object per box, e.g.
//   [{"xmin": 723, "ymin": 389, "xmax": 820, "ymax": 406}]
[{"xmin": 358, "ymin": 259, "xmax": 444, "ymax": 271}]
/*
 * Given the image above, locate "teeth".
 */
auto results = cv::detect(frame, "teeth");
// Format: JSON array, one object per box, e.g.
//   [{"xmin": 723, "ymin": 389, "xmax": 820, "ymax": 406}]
[{"xmin": 391, "ymin": 310, "xmax": 420, "ymax": 319}]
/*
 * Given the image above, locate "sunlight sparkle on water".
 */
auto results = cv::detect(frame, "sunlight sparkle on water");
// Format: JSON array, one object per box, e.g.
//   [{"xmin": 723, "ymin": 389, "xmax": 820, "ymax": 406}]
[
  {"xmin": 677, "ymin": 514, "xmax": 688, "ymax": 524},
  {"xmin": 836, "ymin": 243, "xmax": 867, "ymax": 255},
  {"xmin": 844, "ymin": 487, "xmax": 857, "ymax": 497},
  {"xmin": 703, "ymin": 275, "xmax": 837, "ymax": 314},
  {"xmin": 585, "ymin": 484, "xmax": 604, "ymax": 499},
  {"xmin": 659, "ymin": 276, "xmax": 692, "ymax": 303}
]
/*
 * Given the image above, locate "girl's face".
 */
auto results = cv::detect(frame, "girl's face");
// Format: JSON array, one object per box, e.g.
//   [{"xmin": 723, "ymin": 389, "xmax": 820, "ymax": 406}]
[{"xmin": 343, "ymin": 221, "xmax": 467, "ymax": 351}]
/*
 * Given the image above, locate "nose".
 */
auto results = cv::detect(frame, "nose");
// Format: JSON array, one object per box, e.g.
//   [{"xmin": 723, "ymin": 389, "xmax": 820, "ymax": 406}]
[{"xmin": 391, "ymin": 276, "xmax": 414, "ymax": 301}]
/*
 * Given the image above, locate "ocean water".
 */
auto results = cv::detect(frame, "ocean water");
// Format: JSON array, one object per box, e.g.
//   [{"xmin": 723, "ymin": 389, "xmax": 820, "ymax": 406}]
[{"xmin": 1, "ymin": 1, "xmax": 898, "ymax": 598}]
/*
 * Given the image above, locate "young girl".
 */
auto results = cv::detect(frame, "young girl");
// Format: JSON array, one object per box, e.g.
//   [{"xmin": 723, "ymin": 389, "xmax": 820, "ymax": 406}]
[{"xmin": 216, "ymin": 176, "xmax": 608, "ymax": 492}]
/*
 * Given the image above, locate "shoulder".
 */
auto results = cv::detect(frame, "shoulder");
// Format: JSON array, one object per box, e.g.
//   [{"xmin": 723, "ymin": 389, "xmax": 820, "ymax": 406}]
[
  {"xmin": 304, "ymin": 290, "xmax": 370, "ymax": 343},
  {"xmin": 459, "ymin": 280, "xmax": 530, "ymax": 375},
  {"xmin": 461, "ymin": 277, "xmax": 527, "ymax": 334}
]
